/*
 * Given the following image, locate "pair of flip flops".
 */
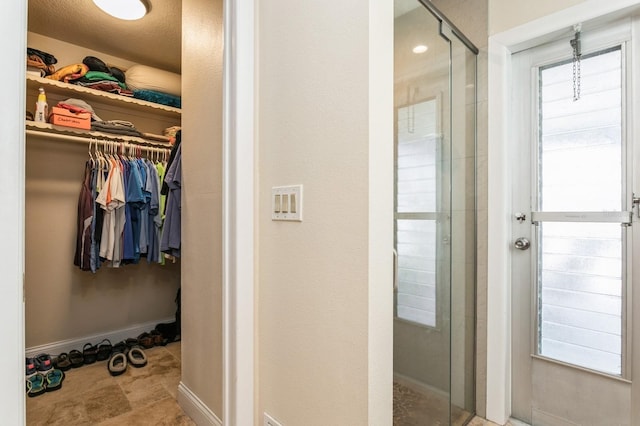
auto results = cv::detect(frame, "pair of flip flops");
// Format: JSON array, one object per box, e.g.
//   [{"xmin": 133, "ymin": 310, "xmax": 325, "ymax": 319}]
[
  {"xmin": 107, "ymin": 340, "xmax": 147, "ymax": 376},
  {"xmin": 26, "ymin": 369, "xmax": 65, "ymax": 397},
  {"xmin": 25, "ymin": 354, "xmax": 65, "ymax": 397}
]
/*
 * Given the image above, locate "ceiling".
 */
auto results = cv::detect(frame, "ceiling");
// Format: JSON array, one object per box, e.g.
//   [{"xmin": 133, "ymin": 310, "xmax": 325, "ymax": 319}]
[{"xmin": 28, "ymin": 0, "xmax": 181, "ymax": 73}]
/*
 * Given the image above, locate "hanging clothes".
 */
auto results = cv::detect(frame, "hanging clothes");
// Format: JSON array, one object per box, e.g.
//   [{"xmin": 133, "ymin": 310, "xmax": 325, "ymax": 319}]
[{"xmin": 74, "ymin": 141, "xmax": 173, "ymax": 272}]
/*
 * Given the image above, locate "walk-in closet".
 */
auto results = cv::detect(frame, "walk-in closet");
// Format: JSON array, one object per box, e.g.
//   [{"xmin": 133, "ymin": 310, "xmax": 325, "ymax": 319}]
[{"xmin": 22, "ymin": 1, "xmax": 222, "ymax": 423}]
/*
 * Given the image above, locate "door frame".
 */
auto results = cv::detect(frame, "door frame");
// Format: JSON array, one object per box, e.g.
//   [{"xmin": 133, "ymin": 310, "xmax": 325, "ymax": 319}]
[
  {"xmin": 487, "ymin": 0, "xmax": 640, "ymax": 423},
  {"xmin": 0, "ymin": 0, "xmax": 256, "ymax": 423}
]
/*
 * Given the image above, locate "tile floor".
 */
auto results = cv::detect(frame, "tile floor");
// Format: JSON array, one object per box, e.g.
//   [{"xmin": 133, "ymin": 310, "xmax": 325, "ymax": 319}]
[
  {"xmin": 26, "ymin": 342, "xmax": 194, "ymax": 425},
  {"xmin": 27, "ymin": 345, "xmax": 504, "ymax": 426}
]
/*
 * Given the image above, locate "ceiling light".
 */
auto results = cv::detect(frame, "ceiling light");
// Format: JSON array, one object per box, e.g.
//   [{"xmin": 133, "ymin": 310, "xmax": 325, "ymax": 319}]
[
  {"xmin": 93, "ymin": 0, "xmax": 148, "ymax": 21},
  {"xmin": 412, "ymin": 45, "xmax": 429, "ymax": 54}
]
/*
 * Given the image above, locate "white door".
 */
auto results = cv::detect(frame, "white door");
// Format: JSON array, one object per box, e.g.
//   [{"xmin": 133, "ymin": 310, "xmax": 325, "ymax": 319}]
[{"xmin": 511, "ymin": 18, "xmax": 638, "ymax": 425}]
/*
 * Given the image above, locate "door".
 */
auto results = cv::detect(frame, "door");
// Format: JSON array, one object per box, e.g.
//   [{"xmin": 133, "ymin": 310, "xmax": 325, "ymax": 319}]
[{"xmin": 511, "ymin": 19, "xmax": 636, "ymax": 425}]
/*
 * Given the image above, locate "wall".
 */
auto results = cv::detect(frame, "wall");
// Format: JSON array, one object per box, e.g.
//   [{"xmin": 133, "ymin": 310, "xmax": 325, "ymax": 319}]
[
  {"xmin": 180, "ymin": 0, "xmax": 224, "ymax": 419},
  {"xmin": 257, "ymin": 0, "xmax": 392, "ymax": 424},
  {"xmin": 24, "ymin": 33, "xmax": 181, "ymax": 349},
  {"xmin": 489, "ymin": 0, "xmax": 587, "ymax": 35}
]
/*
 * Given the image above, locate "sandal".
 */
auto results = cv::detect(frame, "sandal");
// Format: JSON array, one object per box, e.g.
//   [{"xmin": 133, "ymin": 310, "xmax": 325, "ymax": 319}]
[
  {"xmin": 125, "ymin": 337, "xmax": 139, "ymax": 348},
  {"xmin": 26, "ymin": 373, "xmax": 46, "ymax": 397},
  {"xmin": 69, "ymin": 350, "xmax": 84, "ymax": 368},
  {"xmin": 44, "ymin": 369, "xmax": 64, "ymax": 392},
  {"xmin": 83, "ymin": 343, "xmax": 98, "ymax": 364},
  {"xmin": 96, "ymin": 339, "xmax": 113, "ymax": 361},
  {"xmin": 127, "ymin": 346, "xmax": 147, "ymax": 368},
  {"xmin": 53, "ymin": 353, "xmax": 71, "ymax": 371},
  {"xmin": 108, "ymin": 352, "xmax": 127, "ymax": 376},
  {"xmin": 150, "ymin": 329, "xmax": 163, "ymax": 346},
  {"xmin": 137, "ymin": 332, "xmax": 154, "ymax": 349},
  {"xmin": 112, "ymin": 340, "xmax": 128, "ymax": 355}
]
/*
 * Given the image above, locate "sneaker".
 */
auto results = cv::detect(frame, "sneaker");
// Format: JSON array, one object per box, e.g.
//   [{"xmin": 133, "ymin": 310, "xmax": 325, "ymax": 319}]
[
  {"xmin": 25, "ymin": 357, "xmax": 38, "ymax": 378},
  {"xmin": 36, "ymin": 354, "xmax": 54, "ymax": 373}
]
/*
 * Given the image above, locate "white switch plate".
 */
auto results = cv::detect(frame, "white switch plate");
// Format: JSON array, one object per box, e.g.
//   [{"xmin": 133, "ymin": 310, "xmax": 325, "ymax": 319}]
[
  {"xmin": 264, "ymin": 412, "xmax": 284, "ymax": 426},
  {"xmin": 272, "ymin": 185, "xmax": 303, "ymax": 221}
]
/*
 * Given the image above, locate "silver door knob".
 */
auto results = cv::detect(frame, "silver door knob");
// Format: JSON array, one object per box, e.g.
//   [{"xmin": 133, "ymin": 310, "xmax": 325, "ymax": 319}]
[{"xmin": 514, "ymin": 237, "xmax": 530, "ymax": 250}]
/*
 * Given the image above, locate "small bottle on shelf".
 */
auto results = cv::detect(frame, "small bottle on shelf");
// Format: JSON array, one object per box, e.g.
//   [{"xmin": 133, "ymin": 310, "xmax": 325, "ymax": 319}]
[{"xmin": 34, "ymin": 87, "xmax": 48, "ymax": 123}]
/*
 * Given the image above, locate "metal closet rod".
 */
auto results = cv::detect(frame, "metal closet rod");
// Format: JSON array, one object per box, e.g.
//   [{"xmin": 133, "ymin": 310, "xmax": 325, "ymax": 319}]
[
  {"xmin": 417, "ymin": 0, "xmax": 480, "ymax": 55},
  {"xmin": 26, "ymin": 129, "xmax": 172, "ymax": 149}
]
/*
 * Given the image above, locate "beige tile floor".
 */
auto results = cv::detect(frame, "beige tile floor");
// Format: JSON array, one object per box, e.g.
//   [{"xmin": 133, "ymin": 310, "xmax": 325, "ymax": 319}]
[{"xmin": 26, "ymin": 342, "xmax": 194, "ymax": 425}]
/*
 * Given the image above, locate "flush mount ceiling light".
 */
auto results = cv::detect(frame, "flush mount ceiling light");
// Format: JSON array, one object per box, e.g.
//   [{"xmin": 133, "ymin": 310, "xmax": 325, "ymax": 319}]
[
  {"xmin": 93, "ymin": 0, "xmax": 148, "ymax": 21},
  {"xmin": 412, "ymin": 45, "xmax": 429, "ymax": 54}
]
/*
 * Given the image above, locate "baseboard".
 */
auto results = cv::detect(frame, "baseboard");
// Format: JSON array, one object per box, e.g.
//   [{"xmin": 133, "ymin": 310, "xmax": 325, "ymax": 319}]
[
  {"xmin": 25, "ymin": 317, "xmax": 174, "ymax": 358},
  {"xmin": 178, "ymin": 382, "xmax": 222, "ymax": 426},
  {"xmin": 393, "ymin": 371, "xmax": 449, "ymax": 400}
]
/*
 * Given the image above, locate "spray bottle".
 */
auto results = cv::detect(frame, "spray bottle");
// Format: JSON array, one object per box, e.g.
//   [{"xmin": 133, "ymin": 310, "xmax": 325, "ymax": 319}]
[{"xmin": 34, "ymin": 87, "xmax": 48, "ymax": 122}]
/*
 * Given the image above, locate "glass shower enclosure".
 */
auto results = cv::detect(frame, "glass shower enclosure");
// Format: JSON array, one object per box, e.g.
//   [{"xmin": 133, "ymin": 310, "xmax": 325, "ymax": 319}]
[{"xmin": 393, "ymin": 1, "xmax": 477, "ymax": 425}]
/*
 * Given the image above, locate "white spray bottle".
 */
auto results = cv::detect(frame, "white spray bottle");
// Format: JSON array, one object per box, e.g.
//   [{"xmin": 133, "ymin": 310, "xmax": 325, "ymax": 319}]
[{"xmin": 34, "ymin": 87, "xmax": 48, "ymax": 122}]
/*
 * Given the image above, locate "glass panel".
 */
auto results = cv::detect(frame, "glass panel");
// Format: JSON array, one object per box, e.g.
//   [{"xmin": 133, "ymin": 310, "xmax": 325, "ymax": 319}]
[
  {"xmin": 538, "ymin": 222, "xmax": 622, "ymax": 375},
  {"xmin": 393, "ymin": 1, "xmax": 453, "ymax": 425},
  {"xmin": 539, "ymin": 47, "xmax": 622, "ymax": 212},
  {"xmin": 449, "ymin": 35, "xmax": 476, "ymax": 425}
]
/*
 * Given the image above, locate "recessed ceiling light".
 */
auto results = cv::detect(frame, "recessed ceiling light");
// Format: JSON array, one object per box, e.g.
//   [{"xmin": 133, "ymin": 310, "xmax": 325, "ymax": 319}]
[
  {"xmin": 412, "ymin": 45, "xmax": 428, "ymax": 54},
  {"xmin": 93, "ymin": 0, "xmax": 148, "ymax": 21}
]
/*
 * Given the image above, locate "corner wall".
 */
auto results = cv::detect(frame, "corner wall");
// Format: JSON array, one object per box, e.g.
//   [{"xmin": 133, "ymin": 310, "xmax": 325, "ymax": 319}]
[
  {"xmin": 181, "ymin": 0, "xmax": 224, "ymax": 419},
  {"xmin": 256, "ymin": 0, "xmax": 392, "ymax": 424}
]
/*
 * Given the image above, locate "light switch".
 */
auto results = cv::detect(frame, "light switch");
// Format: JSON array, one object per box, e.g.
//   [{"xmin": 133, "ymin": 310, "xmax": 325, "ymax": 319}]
[
  {"xmin": 290, "ymin": 194, "xmax": 297, "ymax": 213},
  {"xmin": 274, "ymin": 194, "xmax": 281, "ymax": 213},
  {"xmin": 271, "ymin": 185, "xmax": 303, "ymax": 221}
]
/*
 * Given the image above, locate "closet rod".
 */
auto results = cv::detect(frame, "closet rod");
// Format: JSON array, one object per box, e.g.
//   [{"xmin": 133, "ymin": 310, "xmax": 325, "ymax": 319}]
[{"xmin": 26, "ymin": 129, "xmax": 171, "ymax": 149}]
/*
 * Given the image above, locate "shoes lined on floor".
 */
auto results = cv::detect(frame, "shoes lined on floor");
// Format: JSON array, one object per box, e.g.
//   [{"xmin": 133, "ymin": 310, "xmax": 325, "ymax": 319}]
[{"xmin": 27, "ymin": 331, "xmax": 169, "ymax": 385}]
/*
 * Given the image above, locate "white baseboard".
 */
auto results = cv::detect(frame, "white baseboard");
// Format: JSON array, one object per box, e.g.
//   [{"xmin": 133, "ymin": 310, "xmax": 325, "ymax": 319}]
[
  {"xmin": 178, "ymin": 382, "xmax": 222, "ymax": 426},
  {"xmin": 393, "ymin": 371, "xmax": 449, "ymax": 400},
  {"xmin": 25, "ymin": 317, "xmax": 174, "ymax": 358}
]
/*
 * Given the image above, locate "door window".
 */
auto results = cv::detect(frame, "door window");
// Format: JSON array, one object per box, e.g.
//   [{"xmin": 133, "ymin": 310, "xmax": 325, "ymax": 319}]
[{"xmin": 535, "ymin": 46, "xmax": 625, "ymax": 376}]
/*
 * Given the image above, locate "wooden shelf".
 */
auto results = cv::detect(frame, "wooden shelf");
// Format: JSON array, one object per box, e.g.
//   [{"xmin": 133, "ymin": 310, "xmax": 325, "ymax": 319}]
[
  {"xmin": 26, "ymin": 74, "xmax": 181, "ymax": 119},
  {"xmin": 26, "ymin": 120, "xmax": 173, "ymax": 148}
]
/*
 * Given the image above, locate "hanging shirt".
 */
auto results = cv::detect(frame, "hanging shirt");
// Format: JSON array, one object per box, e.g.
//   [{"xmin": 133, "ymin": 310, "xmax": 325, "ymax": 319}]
[
  {"xmin": 73, "ymin": 160, "xmax": 94, "ymax": 271},
  {"xmin": 161, "ymin": 143, "xmax": 182, "ymax": 257}
]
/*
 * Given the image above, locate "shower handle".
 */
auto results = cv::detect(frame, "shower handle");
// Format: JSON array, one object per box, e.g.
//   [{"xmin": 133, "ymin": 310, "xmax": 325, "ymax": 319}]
[{"xmin": 393, "ymin": 248, "xmax": 398, "ymax": 291}]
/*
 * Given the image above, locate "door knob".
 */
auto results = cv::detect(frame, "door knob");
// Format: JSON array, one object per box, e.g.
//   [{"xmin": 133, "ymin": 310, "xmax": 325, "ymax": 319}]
[{"xmin": 514, "ymin": 237, "xmax": 530, "ymax": 250}]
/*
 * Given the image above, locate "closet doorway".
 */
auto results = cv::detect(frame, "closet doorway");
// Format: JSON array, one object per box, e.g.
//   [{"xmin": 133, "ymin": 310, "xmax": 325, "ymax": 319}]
[{"xmin": 16, "ymin": 1, "xmax": 248, "ymax": 424}]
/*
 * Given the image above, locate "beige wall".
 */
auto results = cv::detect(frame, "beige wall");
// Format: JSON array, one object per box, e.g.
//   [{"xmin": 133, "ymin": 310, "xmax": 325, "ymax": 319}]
[
  {"xmin": 180, "ymin": 0, "xmax": 224, "ymax": 418},
  {"xmin": 257, "ymin": 0, "xmax": 392, "ymax": 424},
  {"xmin": 489, "ymin": 0, "xmax": 586, "ymax": 35},
  {"xmin": 24, "ymin": 33, "xmax": 181, "ymax": 349}
]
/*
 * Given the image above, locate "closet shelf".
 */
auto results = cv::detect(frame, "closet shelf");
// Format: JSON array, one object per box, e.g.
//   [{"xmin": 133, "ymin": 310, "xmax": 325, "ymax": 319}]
[
  {"xmin": 26, "ymin": 120, "xmax": 172, "ymax": 148},
  {"xmin": 26, "ymin": 75, "xmax": 181, "ymax": 119}
]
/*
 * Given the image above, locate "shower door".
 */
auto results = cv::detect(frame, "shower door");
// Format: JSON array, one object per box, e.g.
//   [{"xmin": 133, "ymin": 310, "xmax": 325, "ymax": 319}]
[{"xmin": 393, "ymin": 1, "xmax": 477, "ymax": 425}]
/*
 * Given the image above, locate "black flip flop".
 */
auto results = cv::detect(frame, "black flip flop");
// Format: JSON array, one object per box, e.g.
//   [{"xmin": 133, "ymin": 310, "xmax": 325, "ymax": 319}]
[
  {"xmin": 83, "ymin": 343, "xmax": 98, "ymax": 364},
  {"xmin": 53, "ymin": 353, "xmax": 71, "ymax": 371},
  {"xmin": 108, "ymin": 352, "xmax": 127, "ymax": 376},
  {"xmin": 127, "ymin": 347, "xmax": 147, "ymax": 368},
  {"xmin": 96, "ymin": 339, "xmax": 113, "ymax": 361},
  {"xmin": 68, "ymin": 349, "xmax": 84, "ymax": 368}
]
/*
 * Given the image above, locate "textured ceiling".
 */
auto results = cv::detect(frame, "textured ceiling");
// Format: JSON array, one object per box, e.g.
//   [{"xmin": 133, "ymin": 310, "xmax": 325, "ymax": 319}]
[{"xmin": 28, "ymin": 0, "xmax": 181, "ymax": 73}]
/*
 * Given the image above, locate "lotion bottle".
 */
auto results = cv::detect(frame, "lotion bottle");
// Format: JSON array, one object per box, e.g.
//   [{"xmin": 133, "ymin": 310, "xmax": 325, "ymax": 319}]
[{"xmin": 34, "ymin": 87, "xmax": 48, "ymax": 122}]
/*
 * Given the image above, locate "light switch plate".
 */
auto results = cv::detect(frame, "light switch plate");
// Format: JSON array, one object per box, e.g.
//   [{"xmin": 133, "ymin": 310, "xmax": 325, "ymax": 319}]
[{"xmin": 272, "ymin": 185, "xmax": 303, "ymax": 221}]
